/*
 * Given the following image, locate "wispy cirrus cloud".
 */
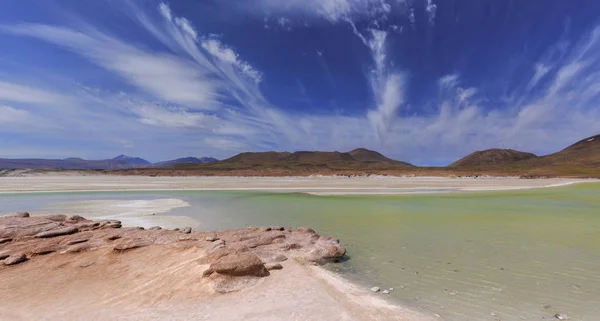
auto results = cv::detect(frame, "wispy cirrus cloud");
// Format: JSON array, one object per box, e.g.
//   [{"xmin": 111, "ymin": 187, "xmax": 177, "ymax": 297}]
[
  {"xmin": 0, "ymin": 105, "xmax": 30, "ymax": 124},
  {"xmin": 2, "ymin": 24, "xmax": 220, "ymax": 108},
  {"xmin": 0, "ymin": 81, "xmax": 69, "ymax": 105},
  {"xmin": 254, "ymin": 0, "xmax": 396, "ymax": 22}
]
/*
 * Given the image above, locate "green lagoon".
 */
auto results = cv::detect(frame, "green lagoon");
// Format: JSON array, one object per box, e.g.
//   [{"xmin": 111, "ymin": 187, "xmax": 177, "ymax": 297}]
[{"xmin": 2, "ymin": 183, "xmax": 600, "ymax": 320}]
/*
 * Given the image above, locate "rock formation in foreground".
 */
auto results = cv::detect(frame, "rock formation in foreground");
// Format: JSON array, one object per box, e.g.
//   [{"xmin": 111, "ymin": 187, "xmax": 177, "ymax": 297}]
[{"xmin": 0, "ymin": 213, "xmax": 346, "ymax": 293}]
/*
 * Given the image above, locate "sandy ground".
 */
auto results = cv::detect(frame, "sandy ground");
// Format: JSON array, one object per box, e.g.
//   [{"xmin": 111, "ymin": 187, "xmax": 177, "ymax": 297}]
[
  {"xmin": 0, "ymin": 175, "xmax": 594, "ymax": 194},
  {"xmin": 0, "ymin": 245, "xmax": 434, "ymax": 321}
]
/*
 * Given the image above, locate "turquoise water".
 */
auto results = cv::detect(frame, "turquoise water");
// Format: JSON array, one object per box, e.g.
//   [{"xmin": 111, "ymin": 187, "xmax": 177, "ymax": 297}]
[{"xmin": 2, "ymin": 183, "xmax": 600, "ymax": 320}]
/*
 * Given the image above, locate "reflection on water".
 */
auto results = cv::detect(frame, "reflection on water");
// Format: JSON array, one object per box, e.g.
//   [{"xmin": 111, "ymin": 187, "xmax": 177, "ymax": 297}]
[{"xmin": 2, "ymin": 183, "xmax": 600, "ymax": 320}]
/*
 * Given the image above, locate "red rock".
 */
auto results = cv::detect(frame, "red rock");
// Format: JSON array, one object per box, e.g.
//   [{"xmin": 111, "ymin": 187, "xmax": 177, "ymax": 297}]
[
  {"xmin": 10, "ymin": 212, "xmax": 29, "ymax": 218},
  {"xmin": 113, "ymin": 239, "xmax": 153, "ymax": 253},
  {"xmin": 303, "ymin": 237, "xmax": 346, "ymax": 265},
  {"xmin": 63, "ymin": 243, "xmax": 93, "ymax": 253},
  {"xmin": 4, "ymin": 254, "xmax": 27, "ymax": 265},
  {"xmin": 66, "ymin": 238, "xmax": 88, "ymax": 245},
  {"xmin": 0, "ymin": 238, "xmax": 12, "ymax": 244},
  {"xmin": 297, "ymin": 227, "xmax": 316, "ymax": 234},
  {"xmin": 31, "ymin": 244, "xmax": 61, "ymax": 255},
  {"xmin": 67, "ymin": 215, "xmax": 86, "ymax": 222},
  {"xmin": 208, "ymin": 251, "xmax": 268, "ymax": 277},
  {"xmin": 46, "ymin": 215, "xmax": 67, "ymax": 222},
  {"xmin": 34, "ymin": 227, "xmax": 79, "ymax": 238},
  {"xmin": 205, "ymin": 234, "xmax": 219, "ymax": 242}
]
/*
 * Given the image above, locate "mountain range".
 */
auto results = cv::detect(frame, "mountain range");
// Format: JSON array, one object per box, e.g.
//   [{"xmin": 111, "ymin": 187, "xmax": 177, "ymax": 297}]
[
  {"xmin": 2, "ymin": 134, "xmax": 599, "ymax": 177},
  {"xmin": 0, "ymin": 155, "xmax": 217, "ymax": 170}
]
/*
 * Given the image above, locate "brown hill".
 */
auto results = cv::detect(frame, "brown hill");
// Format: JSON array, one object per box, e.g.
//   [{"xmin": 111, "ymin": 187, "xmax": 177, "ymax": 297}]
[
  {"xmin": 450, "ymin": 149, "xmax": 538, "ymax": 168},
  {"xmin": 448, "ymin": 134, "xmax": 600, "ymax": 177},
  {"xmin": 175, "ymin": 148, "xmax": 414, "ymax": 171},
  {"xmin": 533, "ymin": 134, "xmax": 600, "ymax": 167},
  {"xmin": 348, "ymin": 148, "xmax": 410, "ymax": 165},
  {"xmin": 221, "ymin": 152, "xmax": 291, "ymax": 165}
]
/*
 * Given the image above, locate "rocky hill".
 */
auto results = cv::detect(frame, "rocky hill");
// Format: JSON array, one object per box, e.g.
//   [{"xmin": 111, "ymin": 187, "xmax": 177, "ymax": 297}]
[
  {"xmin": 449, "ymin": 149, "xmax": 538, "ymax": 168},
  {"xmin": 191, "ymin": 148, "xmax": 414, "ymax": 171}
]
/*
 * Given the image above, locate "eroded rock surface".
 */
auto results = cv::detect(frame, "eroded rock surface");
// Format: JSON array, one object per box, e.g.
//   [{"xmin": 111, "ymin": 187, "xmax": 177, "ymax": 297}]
[{"xmin": 0, "ymin": 213, "xmax": 346, "ymax": 292}]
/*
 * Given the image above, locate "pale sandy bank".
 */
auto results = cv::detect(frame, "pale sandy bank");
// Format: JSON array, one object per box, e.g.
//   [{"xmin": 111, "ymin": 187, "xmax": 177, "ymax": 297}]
[
  {"xmin": 40, "ymin": 198, "xmax": 198, "ymax": 229},
  {"xmin": 0, "ymin": 248, "xmax": 433, "ymax": 321},
  {"xmin": 0, "ymin": 175, "xmax": 593, "ymax": 195}
]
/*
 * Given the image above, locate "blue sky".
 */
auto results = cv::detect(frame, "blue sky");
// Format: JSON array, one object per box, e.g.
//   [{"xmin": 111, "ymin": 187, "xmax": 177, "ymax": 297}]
[{"xmin": 1, "ymin": 0, "xmax": 600, "ymax": 165}]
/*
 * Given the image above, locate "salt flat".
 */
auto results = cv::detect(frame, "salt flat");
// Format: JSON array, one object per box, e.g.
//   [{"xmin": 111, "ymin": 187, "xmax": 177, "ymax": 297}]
[{"xmin": 0, "ymin": 175, "xmax": 593, "ymax": 194}]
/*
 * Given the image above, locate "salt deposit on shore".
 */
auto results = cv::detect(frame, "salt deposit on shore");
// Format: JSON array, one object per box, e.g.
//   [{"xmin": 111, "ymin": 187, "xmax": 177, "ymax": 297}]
[
  {"xmin": 0, "ymin": 175, "xmax": 592, "ymax": 195},
  {"xmin": 41, "ymin": 198, "xmax": 197, "ymax": 229}
]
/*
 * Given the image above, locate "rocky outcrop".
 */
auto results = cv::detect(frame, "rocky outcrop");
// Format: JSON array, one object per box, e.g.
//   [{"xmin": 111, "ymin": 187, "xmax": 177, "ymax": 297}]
[
  {"xmin": 204, "ymin": 251, "xmax": 269, "ymax": 277},
  {"xmin": 35, "ymin": 227, "xmax": 79, "ymax": 238},
  {"xmin": 0, "ymin": 214, "xmax": 347, "ymax": 293},
  {"xmin": 4, "ymin": 254, "xmax": 27, "ymax": 265}
]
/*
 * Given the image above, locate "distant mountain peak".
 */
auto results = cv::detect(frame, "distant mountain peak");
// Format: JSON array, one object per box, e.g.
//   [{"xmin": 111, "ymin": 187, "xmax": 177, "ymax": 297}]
[{"xmin": 112, "ymin": 154, "xmax": 150, "ymax": 165}]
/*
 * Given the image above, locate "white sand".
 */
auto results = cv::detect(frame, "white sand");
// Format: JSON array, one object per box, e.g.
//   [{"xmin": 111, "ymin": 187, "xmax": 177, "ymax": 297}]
[
  {"xmin": 0, "ymin": 245, "xmax": 436, "ymax": 321},
  {"xmin": 0, "ymin": 175, "xmax": 594, "ymax": 195},
  {"xmin": 39, "ymin": 198, "xmax": 198, "ymax": 229}
]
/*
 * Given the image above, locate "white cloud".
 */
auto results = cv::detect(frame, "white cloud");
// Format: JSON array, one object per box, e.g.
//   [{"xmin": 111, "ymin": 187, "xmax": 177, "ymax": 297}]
[
  {"xmin": 201, "ymin": 38, "xmax": 263, "ymax": 82},
  {"xmin": 277, "ymin": 17, "xmax": 291, "ymax": 30},
  {"xmin": 425, "ymin": 0, "xmax": 437, "ymax": 25},
  {"xmin": 0, "ymin": 105, "xmax": 30, "ymax": 124},
  {"xmin": 256, "ymin": 0, "xmax": 396, "ymax": 22},
  {"xmin": 133, "ymin": 104, "xmax": 221, "ymax": 129},
  {"xmin": 0, "ymin": 81, "xmax": 68, "ymax": 105},
  {"xmin": 3, "ymin": 24, "xmax": 219, "ymax": 108},
  {"xmin": 204, "ymin": 137, "xmax": 247, "ymax": 150}
]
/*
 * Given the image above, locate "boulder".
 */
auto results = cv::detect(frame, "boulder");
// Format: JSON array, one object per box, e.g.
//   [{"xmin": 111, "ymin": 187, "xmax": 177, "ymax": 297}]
[
  {"xmin": 34, "ymin": 227, "xmax": 79, "ymax": 238},
  {"xmin": 207, "ymin": 251, "xmax": 268, "ymax": 277},
  {"xmin": 205, "ymin": 234, "xmax": 219, "ymax": 242},
  {"xmin": 182, "ymin": 227, "xmax": 192, "ymax": 234},
  {"xmin": 4, "ymin": 254, "xmax": 27, "ymax": 266},
  {"xmin": 67, "ymin": 215, "xmax": 86, "ymax": 222},
  {"xmin": 297, "ymin": 227, "xmax": 316, "ymax": 234},
  {"xmin": 11, "ymin": 212, "xmax": 30, "ymax": 218},
  {"xmin": 302, "ymin": 237, "xmax": 346, "ymax": 265}
]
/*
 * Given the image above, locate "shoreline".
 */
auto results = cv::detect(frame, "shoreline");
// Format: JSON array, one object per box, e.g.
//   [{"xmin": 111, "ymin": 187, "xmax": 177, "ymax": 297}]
[{"xmin": 0, "ymin": 175, "xmax": 595, "ymax": 196}]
